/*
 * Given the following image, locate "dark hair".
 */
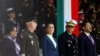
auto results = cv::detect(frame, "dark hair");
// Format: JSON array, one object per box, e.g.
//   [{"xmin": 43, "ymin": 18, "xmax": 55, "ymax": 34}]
[
  {"xmin": 44, "ymin": 23, "xmax": 54, "ymax": 34},
  {"xmin": 5, "ymin": 25, "xmax": 16, "ymax": 34},
  {"xmin": 45, "ymin": 23, "xmax": 54, "ymax": 29},
  {"xmin": 81, "ymin": 20, "xmax": 91, "ymax": 27}
]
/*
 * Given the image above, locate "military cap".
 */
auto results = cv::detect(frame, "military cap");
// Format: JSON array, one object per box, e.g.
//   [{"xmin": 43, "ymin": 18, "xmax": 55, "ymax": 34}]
[
  {"xmin": 78, "ymin": 9, "xmax": 84, "ymax": 14},
  {"xmin": 87, "ymin": 9, "xmax": 96, "ymax": 14},
  {"xmin": 86, "ymin": 2, "xmax": 95, "ymax": 9},
  {"xmin": 6, "ymin": 7, "xmax": 15, "ymax": 13},
  {"xmin": 66, "ymin": 19, "xmax": 77, "ymax": 27},
  {"xmin": 25, "ymin": 16, "xmax": 37, "ymax": 23}
]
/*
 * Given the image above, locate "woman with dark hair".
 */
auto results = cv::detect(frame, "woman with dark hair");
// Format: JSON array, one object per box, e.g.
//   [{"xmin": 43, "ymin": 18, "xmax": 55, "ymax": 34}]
[
  {"xmin": 0, "ymin": 25, "xmax": 20, "ymax": 56},
  {"xmin": 42, "ymin": 23, "xmax": 58, "ymax": 56}
]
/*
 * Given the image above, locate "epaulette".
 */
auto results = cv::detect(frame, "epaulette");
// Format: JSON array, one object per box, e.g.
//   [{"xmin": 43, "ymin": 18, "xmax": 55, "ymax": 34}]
[
  {"xmin": 21, "ymin": 29, "xmax": 28, "ymax": 34},
  {"xmin": 20, "ymin": 29, "xmax": 26, "ymax": 38},
  {"xmin": 21, "ymin": 29, "xmax": 25, "ymax": 32}
]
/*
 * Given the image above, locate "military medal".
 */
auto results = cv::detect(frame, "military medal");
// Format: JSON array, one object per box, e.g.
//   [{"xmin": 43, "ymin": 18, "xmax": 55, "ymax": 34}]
[
  {"xmin": 68, "ymin": 44, "xmax": 71, "ymax": 47},
  {"xmin": 20, "ymin": 33, "xmax": 24, "ymax": 38},
  {"xmin": 67, "ymin": 40, "xmax": 72, "ymax": 43},
  {"xmin": 31, "ymin": 40, "xmax": 34, "ymax": 45},
  {"xmin": 29, "ymin": 35, "xmax": 33, "ymax": 39}
]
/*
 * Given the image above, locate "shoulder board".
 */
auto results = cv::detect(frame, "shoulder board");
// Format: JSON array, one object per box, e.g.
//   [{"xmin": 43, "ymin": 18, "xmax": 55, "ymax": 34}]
[{"xmin": 21, "ymin": 29, "xmax": 25, "ymax": 32}]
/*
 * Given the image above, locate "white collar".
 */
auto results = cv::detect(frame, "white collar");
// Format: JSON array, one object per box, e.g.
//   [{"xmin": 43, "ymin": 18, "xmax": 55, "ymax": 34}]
[
  {"xmin": 47, "ymin": 34, "xmax": 57, "ymax": 48},
  {"xmin": 47, "ymin": 34, "xmax": 53, "ymax": 37},
  {"xmin": 84, "ymin": 32, "xmax": 90, "ymax": 37},
  {"xmin": 66, "ymin": 31, "xmax": 72, "ymax": 35}
]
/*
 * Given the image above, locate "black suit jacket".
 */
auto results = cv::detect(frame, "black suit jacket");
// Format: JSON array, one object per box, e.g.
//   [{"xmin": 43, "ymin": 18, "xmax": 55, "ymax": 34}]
[
  {"xmin": 78, "ymin": 33, "xmax": 97, "ymax": 56},
  {"xmin": 58, "ymin": 31, "xmax": 78, "ymax": 56},
  {"xmin": 0, "ymin": 37, "xmax": 18, "ymax": 56}
]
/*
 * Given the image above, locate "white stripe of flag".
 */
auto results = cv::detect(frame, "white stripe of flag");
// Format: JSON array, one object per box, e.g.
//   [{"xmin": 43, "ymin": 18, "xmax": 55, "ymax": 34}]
[{"xmin": 64, "ymin": 0, "xmax": 79, "ymax": 37}]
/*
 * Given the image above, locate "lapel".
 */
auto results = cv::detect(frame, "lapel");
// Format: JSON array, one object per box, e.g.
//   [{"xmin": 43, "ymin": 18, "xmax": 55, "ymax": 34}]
[
  {"xmin": 46, "ymin": 35, "xmax": 57, "ymax": 49},
  {"xmin": 82, "ymin": 33, "xmax": 95, "ymax": 46}
]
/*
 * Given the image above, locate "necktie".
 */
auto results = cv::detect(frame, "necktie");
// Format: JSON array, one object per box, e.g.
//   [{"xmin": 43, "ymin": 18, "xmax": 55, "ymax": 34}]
[{"xmin": 89, "ymin": 35, "xmax": 94, "ymax": 45}]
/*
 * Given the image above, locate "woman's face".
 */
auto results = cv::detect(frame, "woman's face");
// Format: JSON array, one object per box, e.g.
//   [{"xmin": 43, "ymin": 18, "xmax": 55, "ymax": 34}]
[
  {"xmin": 46, "ymin": 24, "xmax": 54, "ymax": 35},
  {"xmin": 10, "ymin": 27, "xmax": 18, "ymax": 38}
]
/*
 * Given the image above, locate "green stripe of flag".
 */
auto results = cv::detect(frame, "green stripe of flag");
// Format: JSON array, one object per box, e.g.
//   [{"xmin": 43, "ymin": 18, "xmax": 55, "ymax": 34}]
[{"xmin": 56, "ymin": 0, "xmax": 64, "ymax": 38}]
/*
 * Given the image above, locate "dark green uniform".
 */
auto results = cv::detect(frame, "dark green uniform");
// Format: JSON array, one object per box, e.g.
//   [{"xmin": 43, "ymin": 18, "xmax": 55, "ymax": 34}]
[{"xmin": 18, "ymin": 29, "xmax": 39, "ymax": 56}]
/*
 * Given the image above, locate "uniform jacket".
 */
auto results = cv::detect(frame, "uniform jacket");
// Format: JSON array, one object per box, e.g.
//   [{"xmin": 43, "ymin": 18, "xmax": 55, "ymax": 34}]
[
  {"xmin": 18, "ymin": 29, "xmax": 39, "ymax": 56},
  {"xmin": 42, "ymin": 35, "xmax": 58, "ymax": 56},
  {"xmin": 58, "ymin": 31, "xmax": 78, "ymax": 56},
  {"xmin": 78, "ymin": 32, "xmax": 97, "ymax": 56}
]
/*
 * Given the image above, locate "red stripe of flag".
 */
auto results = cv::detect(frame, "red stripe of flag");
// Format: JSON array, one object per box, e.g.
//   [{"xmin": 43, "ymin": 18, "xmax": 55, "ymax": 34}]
[{"xmin": 71, "ymin": 0, "xmax": 79, "ymax": 37}]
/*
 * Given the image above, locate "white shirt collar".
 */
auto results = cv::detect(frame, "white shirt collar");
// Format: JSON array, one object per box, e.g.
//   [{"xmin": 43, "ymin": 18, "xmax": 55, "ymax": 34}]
[
  {"xmin": 47, "ymin": 34, "xmax": 57, "ymax": 48},
  {"xmin": 47, "ymin": 34, "xmax": 53, "ymax": 38},
  {"xmin": 84, "ymin": 32, "xmax": 90, "ymax": 37}
]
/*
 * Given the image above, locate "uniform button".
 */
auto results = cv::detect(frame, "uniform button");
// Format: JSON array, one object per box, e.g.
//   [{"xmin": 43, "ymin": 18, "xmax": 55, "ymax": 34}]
[
  {"xmin": 73, "ymin": 46, "xmax": 75, "ymax": 48},
  {"xmin": 31, "ymin": 40, "xmax": 34, "ymax": 45},
  {"xmin": 73, "ymin": 50, "xmax": 76, "ymax": 53}
]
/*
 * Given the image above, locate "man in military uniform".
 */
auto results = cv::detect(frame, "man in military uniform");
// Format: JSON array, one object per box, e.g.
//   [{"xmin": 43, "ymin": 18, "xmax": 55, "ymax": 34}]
[
  {"xmin": 39, "ymin": 0, "xmax": 56, "ymax": 24},
  {"xmin": 18, "ymin": 17, "xmax": 39, "ymax": 56},
  {"xmin": 4, "ymin": 8, "xmax": 20, "ymax": 33},
  {"xmin": 78, "ymin": 9, "xmax": 85, "ymax": 34},
  {"xmin": 0, "ymin": 8, "xmax": 20, "ymax": 41},
  {"xmin": 58, "ymin": 19, "xmax": 78, "ymax": 56},
  {"xmin": 86, "ymin": 9, "xmax": 97, "ymax": 34}
]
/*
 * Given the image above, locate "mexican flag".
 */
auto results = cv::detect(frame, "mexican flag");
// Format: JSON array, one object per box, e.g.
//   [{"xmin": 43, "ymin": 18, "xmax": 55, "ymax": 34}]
[{"xmin": 64, "ymin": 0, "xmax": 79, "ymax": 37}]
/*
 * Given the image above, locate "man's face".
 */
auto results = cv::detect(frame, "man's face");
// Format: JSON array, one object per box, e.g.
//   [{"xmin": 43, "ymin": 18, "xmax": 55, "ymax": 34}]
[
  {"xmin": 91, "ymin": 13, "xmax": 96, "ymax": 19},
  {"xmin": 83, "ymin": 22, "xmax": 92, "ymax": 33},
  {"xmin": 66, "ymin": 26, "xmax": 75, "ymax": 34},
  {"xmin": 79, "ymin": 14, "xmax": 85, "ymax": 21},
  {"xmin": 31, "ymin": 21, "xmax": 37, "ymax": 31},
  {"xmin": 46, "ymin": 24, "xmax": 54, "ymax": 35},
  {"xmin": 8, "ymin": 12, "xmax": 16, "ymax": 19},
  {"xmin": 88, "ymin": 4, "xmax": 95, "ymax": 10}
]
